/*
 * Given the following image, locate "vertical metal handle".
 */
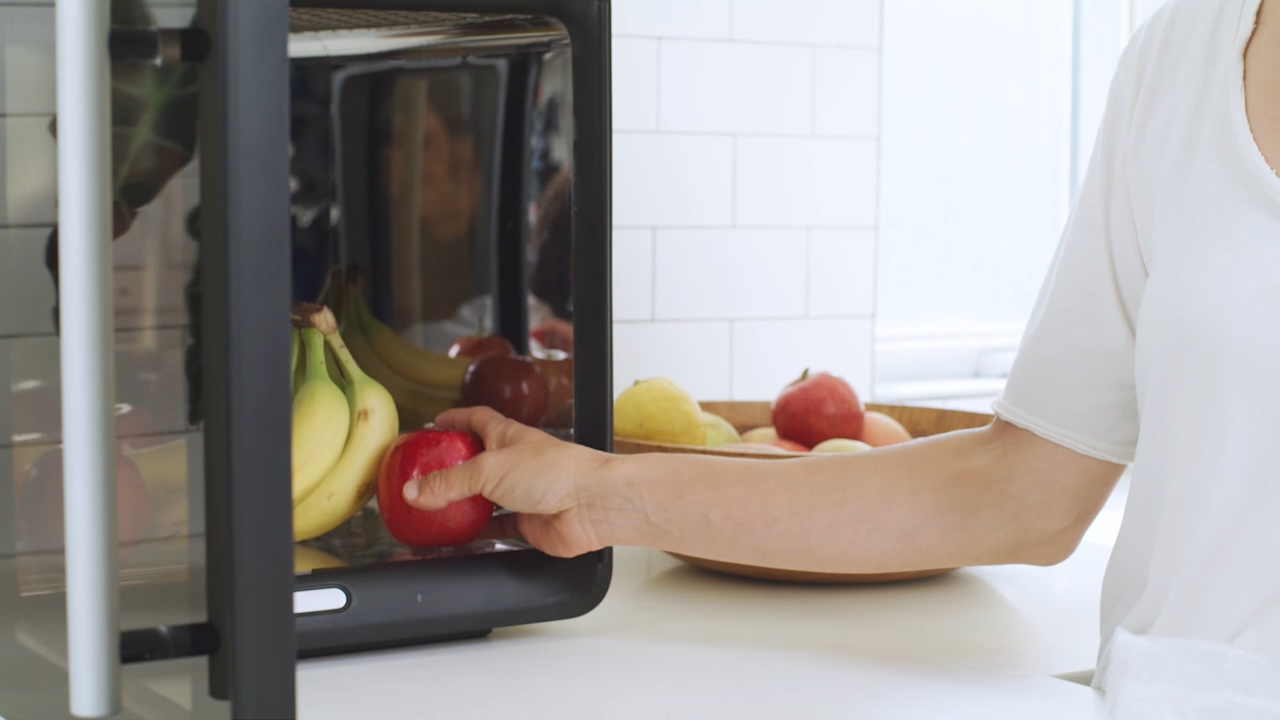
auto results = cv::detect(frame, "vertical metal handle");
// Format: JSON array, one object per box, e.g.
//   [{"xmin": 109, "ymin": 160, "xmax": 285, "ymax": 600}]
[{"xmin": 54, "ymin": 0, "xmax": 120, "ymax": 717}]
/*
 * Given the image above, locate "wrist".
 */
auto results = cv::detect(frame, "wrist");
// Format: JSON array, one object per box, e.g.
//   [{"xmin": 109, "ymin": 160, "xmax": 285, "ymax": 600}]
[{"xmin": 578, "ymin": 451, "xmax": 655, "ymax": 550}]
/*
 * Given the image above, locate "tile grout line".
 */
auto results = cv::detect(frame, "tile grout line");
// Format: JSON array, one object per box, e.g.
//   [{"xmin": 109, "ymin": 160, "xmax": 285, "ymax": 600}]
[
  {"xmin": 614, "ymin": 128, "xmax": 878, "ymax": 141},
  {"xmin": 730, "ymin": 135, "xmax": 738, "ymax": 225},
  {"xmin": 650, "ymin": 228, "xmax": 658, "ymax": 321},
  {"xmin": 870, "ymin": 1, "xmax": 885, "ymax": 398},
  {"xmin": 654, "ymin": 39, "xmax": 663, "ymax": 131},
  {"xmin": 613, "ymin": 224, "xmax": 877, "ymax": 231},
  {"xmin": 804, "ymin": 229, "xmax": 813, "ymax": 317},
  {"xmin": 728, "ymin": 319, "xmax": 736, "ymax": 400},
  {"xmin": 611, "ymin": 33, "xmax": 880, "ymax": 52},
  {"xmin": 810, "ymin": 46, "xmax": 819, "ymax": 135},
  {"xmin": 612, "ymin": 315, "xmax": 873, "ymax": 326}
]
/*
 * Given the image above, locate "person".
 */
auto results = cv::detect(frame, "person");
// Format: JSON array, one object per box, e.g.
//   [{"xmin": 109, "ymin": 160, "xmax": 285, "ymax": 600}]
[
  {"xmin": 528, "ymin": 166, "xmax": 576, "ymax": 354},
  {"xmin": 405, "ymin": 0, "xmax": 1280, "ymax": 714}
]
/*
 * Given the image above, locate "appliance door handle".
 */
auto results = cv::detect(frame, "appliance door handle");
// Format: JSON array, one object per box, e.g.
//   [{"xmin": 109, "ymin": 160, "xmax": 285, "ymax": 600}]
[{"xmin": 54, "ymin": 0, "xmax": 121, "ymax": 717}]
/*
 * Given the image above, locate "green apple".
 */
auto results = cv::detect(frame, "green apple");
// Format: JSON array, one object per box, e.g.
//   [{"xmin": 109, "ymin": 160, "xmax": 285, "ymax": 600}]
[
  {"xmin": 720, "ymin": 443, "xmax": 788, "ymax": 455},
  {"xmin": 741, "ymin": 426, "xmax": 779, "ymax": 444},
  {"xmin": 811, "ymin": 438, "xmax": 873, "ymax": 454},
  {"xmin": 702, "ymin": 411, "xmax": 743, "ymax": 447}
]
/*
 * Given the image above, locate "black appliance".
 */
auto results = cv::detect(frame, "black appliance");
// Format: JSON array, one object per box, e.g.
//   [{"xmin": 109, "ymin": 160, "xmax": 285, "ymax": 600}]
[{"xmin": 0, "ymin": 1, "xmax": 611, "ymax": 718}]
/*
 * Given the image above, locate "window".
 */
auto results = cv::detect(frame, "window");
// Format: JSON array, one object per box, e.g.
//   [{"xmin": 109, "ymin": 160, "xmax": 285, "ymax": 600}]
[{"xmin": 874, "ymin": 0, "xmax": 1161, "ymax": 412}]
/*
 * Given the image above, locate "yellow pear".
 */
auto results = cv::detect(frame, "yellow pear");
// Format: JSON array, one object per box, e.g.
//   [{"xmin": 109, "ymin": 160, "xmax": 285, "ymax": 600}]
[
  {"xmin": 614, "ymin": 378, "xmax": 707, "ymax": 446},
  {"xmin": 702, "ymin": 411, "xmax": 742, "ymax": 447}
]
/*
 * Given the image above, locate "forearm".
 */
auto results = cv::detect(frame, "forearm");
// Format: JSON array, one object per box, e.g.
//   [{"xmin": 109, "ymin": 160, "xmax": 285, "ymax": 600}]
[{"xmin": 589, "ymin": 423, "xmax": 1117, "ymax": 573}]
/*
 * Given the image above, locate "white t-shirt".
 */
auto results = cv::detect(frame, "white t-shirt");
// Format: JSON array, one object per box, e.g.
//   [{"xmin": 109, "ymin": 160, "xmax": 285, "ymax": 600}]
[{"xmin": 992, "ymin": 0, "xmax": 1280, "ymax": 712}]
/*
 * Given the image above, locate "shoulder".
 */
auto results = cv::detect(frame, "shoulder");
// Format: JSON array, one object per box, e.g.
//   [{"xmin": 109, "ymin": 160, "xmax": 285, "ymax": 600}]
[
  {"xmin": 1102, "ymin": 0, "xmax": 1250, "ymax": 131},
  {"xmin": 1123, "ymin": 0, "xmax": 1251, "ymax": 81}
]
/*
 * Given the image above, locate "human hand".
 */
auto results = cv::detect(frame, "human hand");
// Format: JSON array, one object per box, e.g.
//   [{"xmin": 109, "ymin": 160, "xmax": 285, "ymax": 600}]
[
  {"xmin": 530, "ymin": 318, "xmax": 574, "ymax": 353},
  {"xmin": 402, "ymin": 407, "xmax": 614, "ymax": 558}
]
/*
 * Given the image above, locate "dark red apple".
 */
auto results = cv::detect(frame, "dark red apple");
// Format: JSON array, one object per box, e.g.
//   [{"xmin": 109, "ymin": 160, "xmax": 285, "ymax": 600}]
[
  {"xmin": 460, "ymin": 355, "xmax": 549, "ymax": 427},
  {"xmin": 377, "ymin": 430, "xmax": 495, "ymax": 548},
  {"xmin": 16, "ymin": 446, "xmax": 151, "ymax": 553},
  {"xmin": 532, "ymin": 353, "xmax": 573, "ymax": 429},
  {"xmin": 771, "ymin": 370, "xmax": 865, "ymax": 449},
  {"xmin": 447, "ymin": 334, "xmax": 516, "ymax": 360}
]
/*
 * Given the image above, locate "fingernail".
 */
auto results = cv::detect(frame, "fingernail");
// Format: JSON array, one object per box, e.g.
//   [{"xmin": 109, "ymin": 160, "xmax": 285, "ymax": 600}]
[{"xmin": 403, "ymin": 481, "xmax": 420, "ymax": 502}]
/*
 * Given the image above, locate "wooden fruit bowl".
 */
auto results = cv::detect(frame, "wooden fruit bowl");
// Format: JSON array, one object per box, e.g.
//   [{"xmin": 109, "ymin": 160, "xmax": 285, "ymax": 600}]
[{"xmin": 613, "ymin": 401, "xmax": 994, "ymax": 584}]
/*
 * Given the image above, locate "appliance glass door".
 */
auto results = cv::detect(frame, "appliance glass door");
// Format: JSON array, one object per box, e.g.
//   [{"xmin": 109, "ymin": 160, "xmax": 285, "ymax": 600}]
[
  {"xmin": 285, "ymin": 8, "xmax": 611, "ymax": 658},
  {"xmin": 289, "ymin": 13, "xmax": 578, "ymax": 568},
  {"xmin": 2, "ymin": 0, "xmax": 295, "ymax": 716}
]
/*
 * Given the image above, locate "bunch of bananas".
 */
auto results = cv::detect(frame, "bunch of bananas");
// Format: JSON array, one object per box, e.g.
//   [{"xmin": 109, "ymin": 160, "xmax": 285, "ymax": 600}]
[
  {"xmin": 322, "ymin": 270, "xmax": 474, "ymax": 429},
  {"xmin": 290, "ymin": 303, "xmax": 400, "ymax": 542}
]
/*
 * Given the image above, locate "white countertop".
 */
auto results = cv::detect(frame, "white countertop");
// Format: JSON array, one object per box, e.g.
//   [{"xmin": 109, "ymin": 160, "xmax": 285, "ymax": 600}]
[{"xmin": 298, "ymin": 481, "xmax": 1128, "ymax": 719}]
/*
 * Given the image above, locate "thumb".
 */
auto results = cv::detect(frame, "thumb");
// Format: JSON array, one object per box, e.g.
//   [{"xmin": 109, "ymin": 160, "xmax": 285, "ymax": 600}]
[{"xmin": 403, "ymin": 458, "xmax": 487, "ymax": 511}]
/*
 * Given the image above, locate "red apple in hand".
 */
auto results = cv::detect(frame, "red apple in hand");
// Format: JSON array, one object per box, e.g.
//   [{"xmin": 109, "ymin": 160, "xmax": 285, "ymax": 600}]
[
  {"xmin": 771, "ymin": 370, "xmax": 865, "ymax": 449},
  {"xmin": 461, "ymin": 356, "xmax": 549, "ymax": 427},
  {"xmin": 16, "ymin": 447, "xmax": 151, "ymax": 552},
  {"xmin": 448, "ymin": 334, "xmax": 516, "ymax": 360},
  {"xmin": 377, "ymin": 430, "xmax": 495, "ymax": 548}
]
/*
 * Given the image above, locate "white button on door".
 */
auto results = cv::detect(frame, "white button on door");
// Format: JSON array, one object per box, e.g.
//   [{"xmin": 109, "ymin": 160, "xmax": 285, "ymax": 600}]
[{"xmin": 294, "ymin": 588, "xmax": 349, "ymax": 615}]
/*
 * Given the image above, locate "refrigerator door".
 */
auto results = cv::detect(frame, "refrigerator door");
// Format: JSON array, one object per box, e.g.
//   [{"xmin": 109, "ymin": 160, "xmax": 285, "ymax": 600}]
[{"xmin": 0, "ymin": 0, "xmax": 296, "ymax": 717}]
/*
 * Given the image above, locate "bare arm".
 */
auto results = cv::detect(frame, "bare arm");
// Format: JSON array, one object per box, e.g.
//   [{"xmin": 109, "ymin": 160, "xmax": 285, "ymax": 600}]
[{"xmin": 408, "ymin": 408, "xmax": 1125, "ymax": 571}]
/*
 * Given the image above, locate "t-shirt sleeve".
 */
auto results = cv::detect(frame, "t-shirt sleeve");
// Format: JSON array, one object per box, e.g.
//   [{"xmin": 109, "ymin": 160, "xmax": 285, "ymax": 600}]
[{"xmin": 992, "ymin": 35, "xmax": 1150, "ymax": 466}]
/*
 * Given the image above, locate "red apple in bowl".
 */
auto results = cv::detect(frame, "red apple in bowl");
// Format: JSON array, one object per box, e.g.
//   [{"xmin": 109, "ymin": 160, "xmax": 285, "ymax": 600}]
[
  {"xmin": 377, "ymin": 429, "xmax": 495, "ymax": 548},
  {"xmin": 16, "ymin": 446, "xmax": 151, "ymax": 553},
  {"xmin": 771, "ymin": 370, "xmax": 865, "ymax": 449},
  {"xmin": 461, "ymin": 356, "xmax": 549, "ymax": 427},
  {"xmin": 448, "ymin": 334, "xmax": 516, "ymax": 360},
  {"xmin": 860, "ymin": 411, "xmax": 913, "ymax": 447},
  {"xmin": 769, "ymin": 439, "xmax": 810, "ymax": 453}
]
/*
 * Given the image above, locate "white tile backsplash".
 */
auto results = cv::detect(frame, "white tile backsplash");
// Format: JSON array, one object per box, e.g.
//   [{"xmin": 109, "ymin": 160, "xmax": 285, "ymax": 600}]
[
  {"xmin": 613, "ymin": 321, "xmax": 733, "ymax": 400},
  {"xmin": 0, "ymin": 227, "xmax": 55, "ymax": 337},
  {"xmin": 808, "ymin": 229, "xmax": 876, "ymax": 317},
  {"xmin": 612, "ymin": 229, "xmax": 655, "ymax": 321},
  {"xmin": 731, "ymin": 317, "xmax": 875, "ymax": 401},
  {"xmin": 0, "ymin": 115, "xmax": 56, "ymax": 225},
  {"xmin": 610, "ymin": 1, "xmax": 883, "ymax": 395},
  {"xmin": 654, "ymin": 228, "xmax": 806, "ymax": 320},
  {"xmin": 0, "ymin": 7, "xmax": 55, "ymax": 115},
  {"xmin": 612, "ymin": 37, "xmax": 659, "ymax": 131},
  {"xmin": 735, "ymin": 137, "xmax": 878, "ymax": 227},
  {"xmin": 612, "ymin": 0, "xmax": 733, "ymax": 39},
  {"xmin": 613, "ymin": 133, "xmax": 734, "ymax": 227},
  {"xmin": 658, "ymin": 41, "xmax": 813, "ymax": 135},
  {"xmin": 731, "ymin": 0, "xmax": 882, "ymax": 47},
  {"xmin": 815, "ymin": 48, "xmax": 880, "ymax": 137}
]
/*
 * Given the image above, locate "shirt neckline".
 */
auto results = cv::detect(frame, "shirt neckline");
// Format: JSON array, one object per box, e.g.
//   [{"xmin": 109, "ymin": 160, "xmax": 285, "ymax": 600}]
[{"xmin": 1231, "ymin": 0, "xmax": 1280, "ymax": 207}]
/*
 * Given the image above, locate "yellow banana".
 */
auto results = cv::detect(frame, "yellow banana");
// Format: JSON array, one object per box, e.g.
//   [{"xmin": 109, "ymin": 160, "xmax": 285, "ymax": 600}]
[
  {"xmin": 292, "ymin": 305, "xmax": 400, "ymax": 542},
  {"xmin": 148, "ymin": 491, "xmax": 189, "ymax": 539},
  {"xmin": 124, "ymin": 437, "xmax": 188, "ymax": 494},
  {"xmin": 335, "ymin": 291, "xmax": 459, "ymax": 424},
  {"xmin": 348, "ymin": 288, "xmax": 471, "ymax": 391},
  {"xmin": 290, "ymin": 328, "xmax": 302, "ymax": 396},
  {"xmin": 324, "ymin": 342, "xmax": 345, "ymax": 388},
  {"xmin": 291, "ymin": 327, "xmax": 351, "ymax": 506},
  {"xmin": 294, "ymin": 544, "xmax": 349, "ymax": 573}
]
